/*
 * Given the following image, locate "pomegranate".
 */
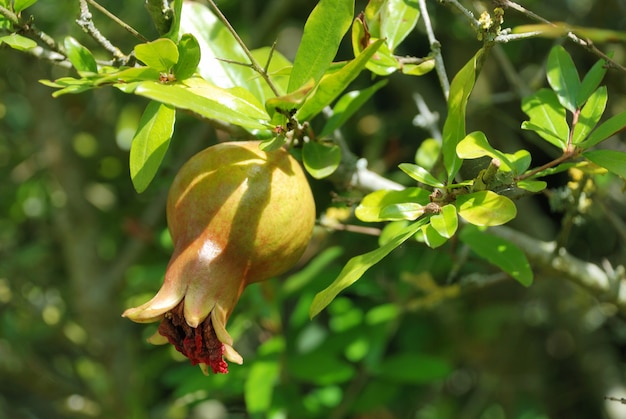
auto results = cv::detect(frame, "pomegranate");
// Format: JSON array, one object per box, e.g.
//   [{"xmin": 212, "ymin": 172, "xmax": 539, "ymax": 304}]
[{"xmin": 123, "ymin": 141, "xmax": 316, "ymax": 374}]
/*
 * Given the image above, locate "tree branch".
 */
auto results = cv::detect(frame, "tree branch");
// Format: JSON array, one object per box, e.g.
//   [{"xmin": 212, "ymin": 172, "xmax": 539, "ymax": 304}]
[{"xmin": 418, "ymin": 0, "xmax": 450, "ymax": 100}]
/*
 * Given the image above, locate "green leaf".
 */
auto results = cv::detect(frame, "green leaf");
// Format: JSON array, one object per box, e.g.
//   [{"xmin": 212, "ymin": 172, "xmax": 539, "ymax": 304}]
[
  {"xmin": 251, "ymin": 46, "xmax": 292, "ymax": 98},
  {"xmin": 398, "ymin": 163, "xmax": 444, "ymax": 187},
  {"xmin": 64, "ymin": 36, "xmax": 98, "ymax": 74},
  {"xmin": 572, "ymin": 86, "xmax": 607, "ymax": 145},
  {"xmin": 288, "ymin": 0, "xmax": 354, "ymax": 92},
  {"xmin": 378, "ymin": 0, "xmax": 420, "ymax": 52},
  {"xmin": 180, "ymin": 2, "xmax": 266, "ymax": 101},
  {"xmin": 13, "ymin": 0, "xmax": 38, "ymax": 12},
  {"xmin": 578, "ymin": 108, "xmax": 626, "ymax": 149},
  {"xmin": 456, "ymin": 131, "xmax": 514, "ymax": 171},
  {"xmin": 421, "ymin": 223, "xmax": 448, "ymax": 248},
  {"xmin": 517, "ymin": 180, "xmax": 547, "ymax": 192},
  {"xmin": 577, "ymin": 57, "xmax": 608, "ymax": 107},
  {"xmin": 355, "ymin": 187, "xmax": 431, "ymax": 222},
  {"xmin": 442, "ymin": 48, "xmax": 483, "ymax": 182},
  {"xmin": 521, "ymin": 88, "xmax": 569, "ymax": 149},
  {"xmin": 583, "ymin": 150, "xmax": 626, "ymax": 179},
  {"xmin": 429, "ymin": 204, "xmax": 458, "ymax": 238},
  {"xmin": 0, "ymin": 33, "xmax": 37, "ymax": 50},
  {"xmin": 171, "ymin": 34, "xmax": 200, "ymax": 80},
  {"xmin": 309, "ymin": 219, "xmax": 427, "ymax": 318},
  {"xmin": 117, "ymin": 78, "xmax": 269, "ymax": 131},
  {"xmin": 134, "ymin": 38, "xmax": 179, "ymax": 72},
  {"xmin": 546, "ymin": 45, "xmax": 580, "ymax": 113},
  {"xmin": 460, "ymin": 225, "xmax": 533, "ymax": 286},
  {"xmin": 379, "ymin": 203, "xmax": 425, "ymax": 221},
  {"xmin": 455, "ymin": 190, "xmax": 517, "ymax": 226},
  {"xmin": 163, "ymin": 0, "xmax": 183, "ymax": 40},
  {"xmin": 297, "ymin": 39, "xmax": 384, "ymax": 122},
  {"xmin": 320, "ymin": 80, "xmax": 388, "ymax": 136},
  {"xmin": 129, "ymin": 101, "xmax": 176, "ymax": 193},
  {"xmin": 258, "ymin": 135, "xmax": 287, "ymax": 152},
  {"xmin": 401, "ymin": 59, "xmax": 435, "ymax": 76},
  {"xmin": 265, "ymin": 80, "xmax": 314, "ymax": 120},
  {"xmin": 302, "ymin": 141, "xmax": 341, "ymax": 179}
]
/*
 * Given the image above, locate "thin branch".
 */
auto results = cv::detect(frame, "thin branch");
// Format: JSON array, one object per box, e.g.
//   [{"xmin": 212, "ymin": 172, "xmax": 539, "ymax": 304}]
[
  {"xmin": 0, "ymin": 5, "xmax": 65, "ymax": 55},
  {"xmin": 419, "ymin": 0, "xmax": 450, "ymax": 100},
  {"xmin": 205, "ymin": 0, "xmax": 281, "ymax": 97},
  {"xmin": 77, "ymin": 0, "xmax": 128, "ymax": 63},
  {"xmin": 439, "ymin": 0, "xmax": 481, "ymax": 29},
  {"xmin": 85, "ymin": 0, "xmax": 149, "ymax": 43}
]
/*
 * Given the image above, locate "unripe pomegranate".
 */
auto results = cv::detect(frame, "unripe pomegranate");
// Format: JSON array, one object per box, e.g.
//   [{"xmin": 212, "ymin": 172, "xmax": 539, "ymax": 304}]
[{"xmin": 123, "ymin": 141, "xmax": 316, "ymax": 374}]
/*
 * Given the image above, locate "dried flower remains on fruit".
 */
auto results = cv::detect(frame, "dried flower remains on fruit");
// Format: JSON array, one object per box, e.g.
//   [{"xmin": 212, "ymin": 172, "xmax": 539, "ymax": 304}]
[{"xmin": 123, "ymin": 141, "xmax": 316, "ymax": 374}]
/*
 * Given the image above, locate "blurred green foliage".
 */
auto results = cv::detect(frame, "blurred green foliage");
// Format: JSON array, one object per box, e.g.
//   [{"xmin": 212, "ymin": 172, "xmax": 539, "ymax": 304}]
[{"xmin": 1, "ymin": 1, "xmax": 626, "ymax": 418}]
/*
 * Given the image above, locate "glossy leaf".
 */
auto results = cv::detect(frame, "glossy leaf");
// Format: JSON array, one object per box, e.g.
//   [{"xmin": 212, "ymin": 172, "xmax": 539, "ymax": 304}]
[
  {"xmin": 302, "ymin": 141, "xmax": 341, "ymax": 179},
  {"xmin": 320, "ymin": 80, "xmax": 388, "ymax": 136},
  {"xmin": 460, "ymin": 225, "xmax": 533, "ymax": 287},
  {"xmin": 456, "ymin": 131, "xmax": 514, "ymax": 171},
  {"xmin": 577, "ymin": 58, "xmax": 608, "ymax": 107},
  {"xmin": 421, "ymin": 223, "xmax": 448, "ymax": 249},
  {"xmin": 355, "ymin": 187, "xmax": 431, "ymax": 222},
  {"xmin": 64, "ymin": 37, "xmax": 97, "ymax": 73},
  {"xmin": 13, "ymin": 0, "xmax": 38, "ymax": 12},
  {"xmin": 379, "ymin": 203, "xmax": 425, "ymax": 221},
  {"xmin": 134, "ymin": 39, "xmax": 178, "ymax": 73},
  {"xmin": 430, "ymin": 204, "xmax": 458, "ymax": 239},
  {"xmin": 0, "ymin": 33, "xmax": 37, "ymax": 50},
  {"xmin": 116, "ymin": 79, "xmax": 268, "ymax": 131},
  {"xmin": 521, "ymin": 88, "xmax": 569, "ymax": 149},
  {"xmin": 546, "ymin": 45, "xmax": 580, "ymax": 113},
  {"xmin": 172, "ymin": 34, "xmax": 200, "ymax": 80},
  {"xmin": 455, "ymin": 190, "xmax": 517, "ymax": 226},
  {"xmin": 379, "ymin": 0, "xmax": 420, "ymax": 52},
  {"xmin": 258, "ymin": 135, "xmax": 287, "ymax": 152},
  {"xmin": 265, "ymin": 80, "xmax": 314, "ymax": 120},
  {"xmin": 129, "ymin": 101, "xmax": 176, "ymax": 193},
  {"xmin": 398, "ymin": 163, "xmax": 444, "ymax": 187},
  {"xmin": 442, "ymin": 48, "xmax": 483, "ymax": 182},
  {"xmin": 402, "ymin": 59, "xmax": 435, "ymax": 76},
  {"xmin": 309, "ymin": 219, "xmax": 427, "ymax": 318},
  {"xmin": 578, "ymin": 108, "xmax": 626, "ymax": 149},
  {"xmin": 288, "ymin": 0, "xmax": 354, "ymax": 92},
  {"xmin": 517, "ymin": 180, "xmax": 547, "ymax": 193},
  {"xmin": 180, "ymin": 2, "xmax": 265, "ymax": 101},
  {"xmin": 583, "ymin": 150, "xmax": 626, "ymax": 179},
  {"xmin": 297, "ymin": 39, "xmax": 384, "ymax": 121},
  {"xmin": 572, "ymin": 86, "xmax": 607, "ymax": 145}
]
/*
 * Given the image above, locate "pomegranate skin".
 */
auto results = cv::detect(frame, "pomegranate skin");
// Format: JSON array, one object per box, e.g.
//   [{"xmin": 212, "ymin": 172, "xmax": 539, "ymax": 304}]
[{"xmin": 123, "ymin": 141, "xmax": 316, "ymax": 373}]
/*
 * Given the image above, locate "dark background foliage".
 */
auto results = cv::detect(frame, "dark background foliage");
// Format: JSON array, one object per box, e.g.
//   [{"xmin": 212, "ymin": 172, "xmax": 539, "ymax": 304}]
[{"xmin": 1, "ymin": 0, "xmax": 626, "ymax": 418}]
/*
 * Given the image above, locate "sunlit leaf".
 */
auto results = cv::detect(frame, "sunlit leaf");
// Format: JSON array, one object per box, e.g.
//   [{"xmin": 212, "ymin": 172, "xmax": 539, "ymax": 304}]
[
  {"xmin": 379, "ymin": 203, "xmax": 425, "ymax": 221},
  {"xmin": 455, "ymin": 190, "xmax": 517, "ymax": 226},
  {"xmin": 583, "ymin": 150, "xmax": 626, "ymax": 179},
  {"xmin": 64, "ymin": 36, "xmax": 98, "ymax": 74},
  {"xmin": 320, "ymin": 80, "xmax": 388, "ymax": 136},
  {"xmin": 578, "ymin": 108, "xmax": 626, "ymax": 149},
  {"xmin": 378, "ymin": 0, "xmax": 420, "ymax": 52},
  {"xmin": 134, "ymin": 38, "xmax": 179, "ymax": 72},
  {"xmin": 116, "ymin": 78, "xmax": 268, "ymax": 131},
  {"xmin": 577, "ymin": 57, "xmax": 608, "ymax": 107},
  {"xmin": 398, "ymin": 163, "xmax": 444, "ymax": 187},
  {"xmin": 297, "ymin": 39, "xmax": 384, "ymax": 121},
  {"xmin": 415, "ymin": 138, "xmax": 441, "ymax": 171},
  {"xmin": 13, "ymin": 0, "xmax": 38, "ymax": 12},
  {"xmin": 429, "ymin": 204, "xmax": 458, "ymax": 238},
  {"xmin": 516, "ymin": 180, "xmax": 547, "ymax": 192},
  {"xmin": 302, "ymin": 141, "xmax": 341, "ymax": 179},
  {"xmin": 0, "ymin": 33, "xmax": 37, "ymax": 50},
  {"xmin": 129, "ymin": 101, "xmax": 175, "ymax": 193},
  {"xmin": 355, "ymin": 187, "xmax": 431, "ymax": 222},
  {"xmin": 546, "ymin": 45, "xmax": 580, "ymax": 113},
  {"xmin": 521, "ymin": 88, "xmax": 569, "ymax": 149},
  {"xmin": 442, "ymin": 48, "xmax": 483, "ymax": 182},
  {"xmin": 456, "ymin": 131, "xmax": 514, "ymax": 170},
  {"xmin": 172, "ymin": 34, "xmax": 201, "ymax": 80},
  {"xmin": 180, "ymin": 2, "xmax": 266, "ymax": 101},
  {"xmin": 572, "ymin": 86, "xmax": 607, "ymax": 145},
  {"xmin": 421, "ymin": 223, "xmax": 448, "ymax": 248},
  {"xmin": 401, "ymin": 58, "xmax": 435, "ymax": 76},
  {"xmin": 309, "ymin": 219, "xmax": 427, "ymax": 318},
  {"xmin": 251, "ymin": 46, "xmax": 292, "ymax": 97},
  {"xmin": 288, "ymin": 0, "xmax": 353, "ymax": 92},
  {"xmin": 460, "ymin": 225, "xmax": 533, "ymax": 286}
]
